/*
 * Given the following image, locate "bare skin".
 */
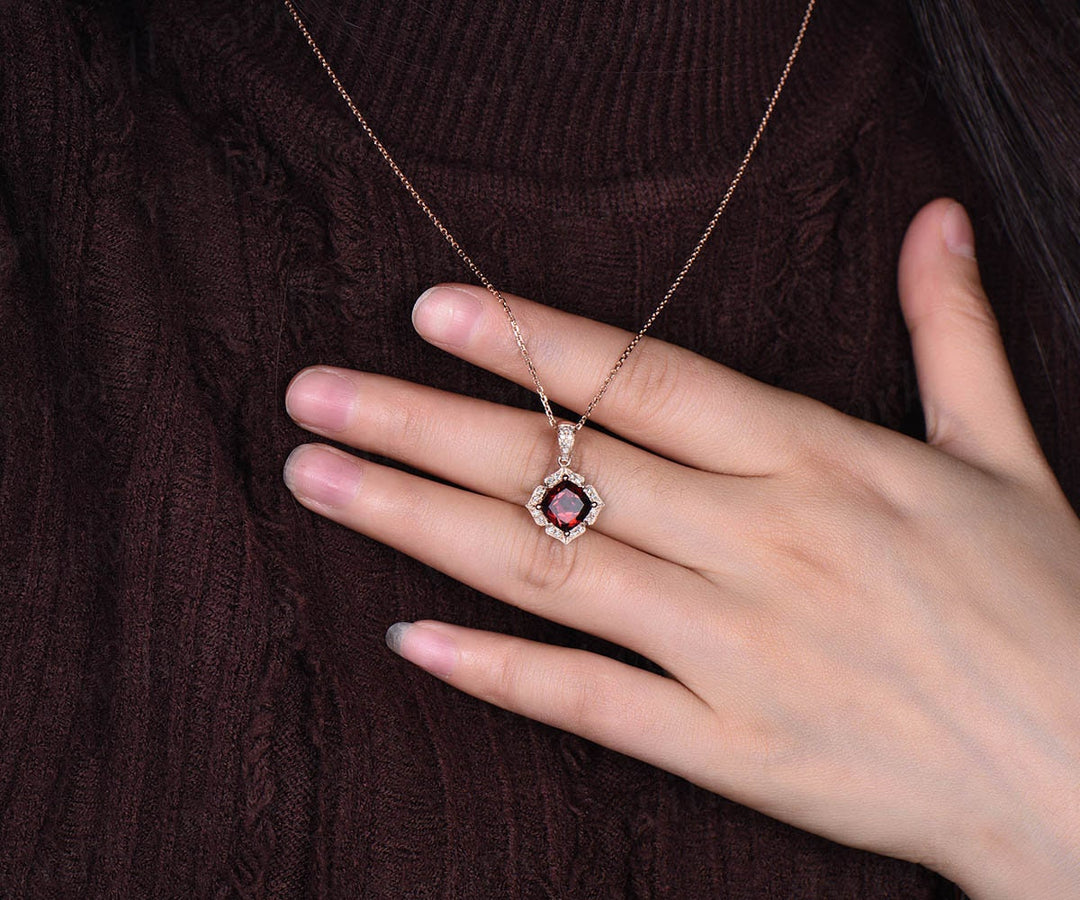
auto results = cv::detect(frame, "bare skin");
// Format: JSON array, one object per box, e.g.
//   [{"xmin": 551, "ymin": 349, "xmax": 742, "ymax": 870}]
[{"xmin": 282, "ymin": 197, "xmax": 1080, "ymax": 898}]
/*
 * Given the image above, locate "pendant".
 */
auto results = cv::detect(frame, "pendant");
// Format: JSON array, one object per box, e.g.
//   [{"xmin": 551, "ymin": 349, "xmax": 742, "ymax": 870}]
[{"xmin": 525, "ymin": 424, "xmax": 604, "ymax": 544}]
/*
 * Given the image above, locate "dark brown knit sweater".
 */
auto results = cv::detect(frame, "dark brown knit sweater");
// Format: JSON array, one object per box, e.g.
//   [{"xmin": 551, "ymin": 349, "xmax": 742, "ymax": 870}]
[{"xmin": 2, "ymin": 1, "xmax": 1076, "ymax": 896}]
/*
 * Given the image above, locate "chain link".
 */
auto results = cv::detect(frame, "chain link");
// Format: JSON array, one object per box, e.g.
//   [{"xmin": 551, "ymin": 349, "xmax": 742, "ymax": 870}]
[{"xmin": 281, "ymin": 0, "xmax": 817, "ymax": 431}]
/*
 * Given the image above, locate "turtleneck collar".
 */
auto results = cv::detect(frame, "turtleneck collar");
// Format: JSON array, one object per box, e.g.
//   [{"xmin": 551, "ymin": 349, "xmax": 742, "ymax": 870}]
[{"xmin": 150, "ymin": 0, "xmax": 910, "ymax": 183}]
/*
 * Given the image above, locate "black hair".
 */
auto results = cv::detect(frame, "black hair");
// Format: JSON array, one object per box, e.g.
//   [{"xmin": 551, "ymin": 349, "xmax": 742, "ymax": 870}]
[{"xmin": 907, "ymin": 0, "xmax": 1080, "ymax": 347}]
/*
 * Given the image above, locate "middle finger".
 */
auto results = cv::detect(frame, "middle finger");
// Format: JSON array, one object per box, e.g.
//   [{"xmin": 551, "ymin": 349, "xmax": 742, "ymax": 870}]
[{"xmin": 285, "ymin": 365, "xmax": 765, "ymax": 569}]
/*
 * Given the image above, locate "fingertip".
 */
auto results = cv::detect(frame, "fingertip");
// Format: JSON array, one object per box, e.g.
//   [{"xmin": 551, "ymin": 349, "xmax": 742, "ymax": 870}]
[
  {"xmin": 385, "ymin": 621, "xmax": 412, "ymax": 655},
  {"xmin": 385, "ymin": 620, "xmax": 459, "ymax": 678},
  {"xmin": 411, "ymin": 283, "xmax": 486, "ymax": 348},
  {"xmin": 284, "ymin": 366, "xmax": 359, "ymax": 432},
  {"xmin": 897, "ymin": 197, "xmax": 985, "ymax": 325}
]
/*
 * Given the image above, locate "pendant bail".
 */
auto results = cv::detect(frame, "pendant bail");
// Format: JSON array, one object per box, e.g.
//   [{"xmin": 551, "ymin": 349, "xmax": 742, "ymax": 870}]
[
  {"xmin": 526, "ymin": 426, "xmax": 605, "ymax": 543},
  {"xmin": 556, "ymin": 423, "xmax": 576, "ymax": 467}
]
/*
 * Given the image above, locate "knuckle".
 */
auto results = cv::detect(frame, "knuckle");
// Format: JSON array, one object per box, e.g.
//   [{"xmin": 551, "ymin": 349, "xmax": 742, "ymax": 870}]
[
  {"xmin": 733, "ymin": 715, "xmax": 793, "ymax": 780},
  {"xmin": 486, "ymin": 651, "xmax": 620, "ymax": 739},
  {"xmin": 380, "ymin": 388, "xmax": 434, "ymax": 452},
  {"xmin": 364, "ymin": 475, "xmax": 436, "ymax": 533},
  {"xmin": 778, "ymin": 396, "xmax": 851, "ymax": 471},
  {"xmin": 614, "ymin": 345, "xmax": 693, "ymax": 430},
  {"xmin": 738, "ymin": 468, "xmax": 883, "ymax": 598},
  {"xmin": 950, "ymin": 291, "xmax": 1000, "ymax": 335},
  {"xmin": 554, "ymin": 659, "xmax": 603, "ymax": 733},
  {"xmin": 508, "ymin": 526, "xmax": 580, "ymax": 601},
  {"xmin": 553, "ymin": 658, "xmax": 637, "ymax": 740},
  {"xmin": 924, "ymin": 285, "xmax": 1001, "ymax": 340},
  {"xmin": 486, "ymin": 645, "xmax": 530, "ymax": 710},
  {"xmin": 737, "ymin": 484, "xmax": 806, "ymax": 560}
]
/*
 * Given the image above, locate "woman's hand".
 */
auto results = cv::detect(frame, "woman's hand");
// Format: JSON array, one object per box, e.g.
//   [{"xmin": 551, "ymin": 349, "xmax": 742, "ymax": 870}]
[{"xmin": 281, "ymin": 197, "xmax": 1080, "ymax": 899}]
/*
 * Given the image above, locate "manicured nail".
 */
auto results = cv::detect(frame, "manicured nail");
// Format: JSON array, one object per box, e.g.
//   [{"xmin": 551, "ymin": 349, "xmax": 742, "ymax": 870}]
[
  {"xmin": 412, "ymin": 285, "xmax": 484, "ymax": 348},
  {"xmin": 285, "ymin": 367, "xmax": 358, "ymax": 431},
  {"xmin": 283, "ymin": 444, "xmax": 363, "ymax": 507},
  {"xmin": 942, "ymin": 201, "xmax": 976, "ymax": 259},
  {"xmin": 385, "ymin": 622, "xmax": 458, "ymax": 677}
]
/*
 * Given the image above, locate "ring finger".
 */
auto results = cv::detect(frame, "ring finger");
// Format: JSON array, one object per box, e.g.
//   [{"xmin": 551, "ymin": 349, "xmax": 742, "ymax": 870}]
[{"xmin": 283, "ymin": 441, "xmax": 711, "ymax": 669}]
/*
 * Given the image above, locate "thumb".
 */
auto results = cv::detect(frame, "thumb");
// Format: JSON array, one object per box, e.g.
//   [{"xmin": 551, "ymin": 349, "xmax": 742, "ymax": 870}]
[{"xmin": 896, "ymin": 197, "xmax": 1050, "ymax": 486}]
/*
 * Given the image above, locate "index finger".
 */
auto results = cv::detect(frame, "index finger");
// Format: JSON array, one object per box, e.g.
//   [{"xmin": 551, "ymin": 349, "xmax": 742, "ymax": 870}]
[{"xmin": 411, "ymin": 282, "xmax": 836, "ymax": 475}]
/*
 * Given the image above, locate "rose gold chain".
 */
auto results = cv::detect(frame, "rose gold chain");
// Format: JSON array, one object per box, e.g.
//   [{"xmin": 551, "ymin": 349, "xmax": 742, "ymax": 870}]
[{"xmin": 281, "ymin": 0, "xmax": 817, "ymax": 431}]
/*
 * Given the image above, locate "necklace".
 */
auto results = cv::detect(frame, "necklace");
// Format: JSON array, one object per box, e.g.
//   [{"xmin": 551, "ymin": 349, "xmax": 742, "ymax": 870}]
[{"xmin": 282, "ymin": 0, "xmax": 818, "ymax": 543}]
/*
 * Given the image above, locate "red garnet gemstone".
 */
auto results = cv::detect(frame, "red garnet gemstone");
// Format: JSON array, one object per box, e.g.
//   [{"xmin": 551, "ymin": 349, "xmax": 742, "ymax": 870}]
[{"xmin": 541, "ymin": 480, "xmax": 593, "ymax": 532}]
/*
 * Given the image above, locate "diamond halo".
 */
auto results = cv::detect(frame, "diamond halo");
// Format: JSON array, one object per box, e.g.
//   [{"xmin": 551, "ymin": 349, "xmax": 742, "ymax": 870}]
[{"xmin": 526, "ymin": 465, "xmax": 604, "ymax": 544}]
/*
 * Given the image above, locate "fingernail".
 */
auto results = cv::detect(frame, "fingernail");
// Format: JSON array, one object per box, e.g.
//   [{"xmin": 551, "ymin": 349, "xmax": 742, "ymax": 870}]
[
  {"xmin": 942, "ymin": 201, "xmax": 977, "ymax": 259},
  {"xmin": 385, "ymin": 622, "xmax": 458, "ymax": 677},
  {"xmin": 412, "ymin": 285, "xmax": 484, "ymax": 348},
  {"xmin": 285, "ymin": 368, "xmax": 358, "ymax": 431},
  {"xmin": 283, "ymin": 444, "xmax": 363, "ymax": 507}
]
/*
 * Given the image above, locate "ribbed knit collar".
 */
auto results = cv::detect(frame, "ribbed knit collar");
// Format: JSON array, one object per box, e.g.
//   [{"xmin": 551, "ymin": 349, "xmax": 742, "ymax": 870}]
[{"xmin": 151, "ymin": 0, "xmax": 910, "ymax": 184}]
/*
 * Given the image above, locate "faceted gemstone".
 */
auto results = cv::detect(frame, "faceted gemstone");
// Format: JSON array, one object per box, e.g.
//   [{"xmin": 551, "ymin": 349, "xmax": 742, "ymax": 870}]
[{"xmin": 540, "ymin": 479, "xmax": 593, "ymax": 532}]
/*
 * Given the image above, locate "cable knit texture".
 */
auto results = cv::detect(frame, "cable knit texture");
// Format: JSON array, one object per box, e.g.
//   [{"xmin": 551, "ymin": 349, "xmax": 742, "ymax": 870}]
[{"xmin": 0, "ymin": 1, "xmax": 1075, "ymax": 897}]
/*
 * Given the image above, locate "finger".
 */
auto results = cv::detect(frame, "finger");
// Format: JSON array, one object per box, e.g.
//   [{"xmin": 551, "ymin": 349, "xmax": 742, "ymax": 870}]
[
  {"xmin": 409, "ymin": 282, "xmax": 837, "ymax": 475},
  {"xmin": 282, "ymin": 443, "xmax": 710, "ymax": 668},
  {"xmin": 896, "ymin": 198, "xmax": 1055, "ymax": 488},
  {"xmin": 384, "ymin": 619, "xmax": 716, "ymax": 783},
  {"xmin": 284, "ymin": 366, "xmax": 757, "ymax": 568}
]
